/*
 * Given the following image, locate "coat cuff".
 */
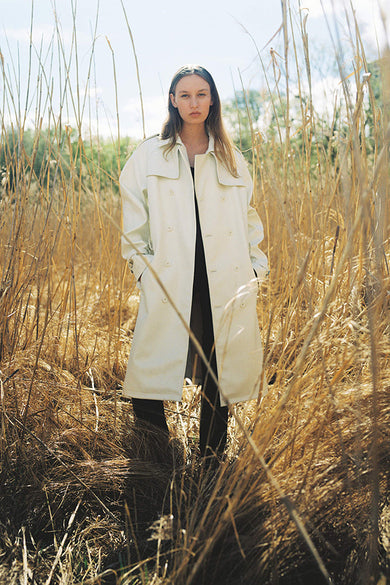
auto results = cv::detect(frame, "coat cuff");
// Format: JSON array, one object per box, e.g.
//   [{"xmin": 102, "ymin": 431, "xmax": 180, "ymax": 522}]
[
  {"xmin": 253, "ymin": 262, "xmax": 269, "ymax": 283},
  {"xmin": 128, "ymin": 253, "xmax": 154, "ymax": 282}
]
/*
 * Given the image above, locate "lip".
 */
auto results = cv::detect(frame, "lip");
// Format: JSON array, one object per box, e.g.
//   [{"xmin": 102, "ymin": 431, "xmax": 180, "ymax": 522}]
[{"xmin": 190, "ymin": 112, "xmax": 201, "ymax": 116}]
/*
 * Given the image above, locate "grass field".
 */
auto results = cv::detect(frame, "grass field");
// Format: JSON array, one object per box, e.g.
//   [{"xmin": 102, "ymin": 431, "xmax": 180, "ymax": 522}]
[{"xmin": 0, "ymin": 3, "xmax": 389, "ymax": 584}]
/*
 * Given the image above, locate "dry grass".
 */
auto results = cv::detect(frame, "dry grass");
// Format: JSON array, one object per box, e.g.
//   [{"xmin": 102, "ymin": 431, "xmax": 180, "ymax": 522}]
[{"xmin": 1, "ymin": 2, "xmax": 390, "ymax": 584}]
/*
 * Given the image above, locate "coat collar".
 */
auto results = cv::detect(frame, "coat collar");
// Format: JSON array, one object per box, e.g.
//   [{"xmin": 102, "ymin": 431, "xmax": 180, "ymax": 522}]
[
  {"xmin": 155, "ymin": 134, "xmax": 214, "ymax": 151},
  {"xmin": 147, "ymin": 134, "xmax": 245, "ymax": 186}
]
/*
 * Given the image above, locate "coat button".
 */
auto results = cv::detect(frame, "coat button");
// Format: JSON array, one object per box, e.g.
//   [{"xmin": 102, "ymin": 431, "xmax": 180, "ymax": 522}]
[
  {"xmin": 165, "ymin": 260, "xmax": 171, "ymax": 267},
  {"xmin": 162, "ymin": 297, "xmax": 168, "ymax": 303},
  {"xmin": 167, "ymin": 226, "xmax": 173, "ymax": 232},
  {"xmin": 240, "ymin": 301, "xmax": 246, "ymax": 308},
  {"xmin": 169, "ymin": 190, "xmax": 175, "ymax": 196},
  {"xmin": 228, "ymin": 230, "xmax": 233, "ymax": 237},
  {"xmin": 234, "ymin": 265, "xmax": 239, "ymax": 271}
]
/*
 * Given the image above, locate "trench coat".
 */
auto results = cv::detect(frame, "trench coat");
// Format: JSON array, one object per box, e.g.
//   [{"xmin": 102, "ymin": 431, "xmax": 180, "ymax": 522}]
[{"xmin": 119, "ymin": 134, "xmax": 268, "ymax": 406}]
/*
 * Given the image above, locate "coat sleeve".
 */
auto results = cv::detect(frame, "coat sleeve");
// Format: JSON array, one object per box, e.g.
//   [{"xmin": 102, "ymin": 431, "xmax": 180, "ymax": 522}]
[
  {"xmin": 237, "ymin": 153, "xmax": 269, "ymax": 281},
  {"xmin": 119, "ymin": 143, "xmax": 154, "ymax": 282},
  {"xmin": 248, "ymin": 206, "xmax": 268, "ymax": 281}
]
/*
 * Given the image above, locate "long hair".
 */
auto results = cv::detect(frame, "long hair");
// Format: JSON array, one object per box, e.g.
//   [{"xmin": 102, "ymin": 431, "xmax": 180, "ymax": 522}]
[{"xmin": 160, "ymin": 65, "xmax": 238, "ymax": 177}]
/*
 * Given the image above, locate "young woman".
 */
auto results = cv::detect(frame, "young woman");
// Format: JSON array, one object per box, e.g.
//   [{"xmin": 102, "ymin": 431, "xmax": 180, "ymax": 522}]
[{"xmin": 120, "ymin": 65, "xmax": 268, "ymax": 460}]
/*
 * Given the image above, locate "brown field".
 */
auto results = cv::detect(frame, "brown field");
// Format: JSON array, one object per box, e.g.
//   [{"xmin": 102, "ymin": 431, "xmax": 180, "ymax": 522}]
[{"xmin": 0, "ymin": 3, "xmax": 389, "ymax": 584}]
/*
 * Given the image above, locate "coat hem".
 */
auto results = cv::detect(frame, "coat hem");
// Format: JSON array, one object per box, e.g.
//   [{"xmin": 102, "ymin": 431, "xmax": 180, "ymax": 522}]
[
  {"xmin": 121, "ymin": 388, "xmax": 260, "ymax": 405},
  {"xmin": 121, "ymin": 390, "xmax": 184, "ymax": 402}
]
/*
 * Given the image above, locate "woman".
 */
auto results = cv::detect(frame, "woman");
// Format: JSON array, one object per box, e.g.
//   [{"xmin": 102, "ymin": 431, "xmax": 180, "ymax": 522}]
[{"xmin": 120, "ymin": 65, "xmax": 268, "ymax": 460}]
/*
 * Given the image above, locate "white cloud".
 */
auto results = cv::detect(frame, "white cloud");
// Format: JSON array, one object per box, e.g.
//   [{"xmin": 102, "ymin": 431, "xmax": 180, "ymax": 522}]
[
  {"xmin": 300, "ymin": 0, "xmax": 389, "ymax": 52},
  {"xmin": 59, "ymin": 94, "xmax": 167, "ymax": 139},
  {"xmin": 1, "ymin": 25, "xmax": 90, "ymax": 48},
  {"xmin": 311, "ymin": 74, "xmax": 343, "ymax": 119},
  {"xmin": 123, "ymin": 95, "xmax": 167, "ymax": 138},
  {"xmin": 301, "ymin": 0, "xmax": 387, "ymax": 19},
  {"xmin": 1, "ymin": 25, "xmax": 52, "ymax": 46},
  {"xmin": 86, "ymin": 87, "xmax": 104, "ymax": 99}
]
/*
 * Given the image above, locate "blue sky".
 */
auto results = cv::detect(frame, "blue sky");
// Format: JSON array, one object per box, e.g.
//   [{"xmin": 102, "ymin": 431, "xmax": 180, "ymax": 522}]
[{"xmin": 0, "ymin": 0, "xmax": 388, "ymax": 138}]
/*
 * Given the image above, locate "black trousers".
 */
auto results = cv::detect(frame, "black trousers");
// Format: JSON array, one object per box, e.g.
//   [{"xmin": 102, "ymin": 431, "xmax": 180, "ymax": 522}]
[
  {"xmin": 132, "ymin": 287, "xmax": 229, "ymax": 457},
  {"xmin": 132, "ymin": 383, "xmax": 228, "ymax": 457}
]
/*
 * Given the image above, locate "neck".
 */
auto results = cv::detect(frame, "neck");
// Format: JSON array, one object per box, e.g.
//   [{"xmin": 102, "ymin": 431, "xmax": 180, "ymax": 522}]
[{"xmin": 179, "ymin": 123, "xmax": 208, "ymax": 146}]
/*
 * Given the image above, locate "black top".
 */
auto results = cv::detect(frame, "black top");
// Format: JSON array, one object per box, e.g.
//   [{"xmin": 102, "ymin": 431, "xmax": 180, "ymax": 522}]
[{"xmin": 190, "ymin": 166, "xmax": 207, "ymax": 287}]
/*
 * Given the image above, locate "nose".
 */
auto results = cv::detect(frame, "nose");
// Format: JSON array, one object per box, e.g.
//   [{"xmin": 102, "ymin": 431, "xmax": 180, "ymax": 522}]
[{"xmin": 190, "ymin": 96, "xmax": 198, "ymax": 108}]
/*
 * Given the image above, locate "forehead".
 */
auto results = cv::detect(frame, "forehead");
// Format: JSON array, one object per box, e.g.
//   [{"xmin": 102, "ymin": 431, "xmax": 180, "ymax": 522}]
[{"xmin": 174, "ymin": 74, "xmax": 210, "ymax": 93}]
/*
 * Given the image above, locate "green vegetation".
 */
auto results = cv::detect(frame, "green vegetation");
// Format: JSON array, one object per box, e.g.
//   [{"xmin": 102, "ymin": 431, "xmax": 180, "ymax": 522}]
[{"xmin": 0, "ymin": 126, "xmax": 135, "ymax": 197}]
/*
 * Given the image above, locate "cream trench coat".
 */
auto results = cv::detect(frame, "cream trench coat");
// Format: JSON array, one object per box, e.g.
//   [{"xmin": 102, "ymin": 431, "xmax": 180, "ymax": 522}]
[{"xmin": 119, "ymin": 134, "xmax": 268, "ymax": 406}]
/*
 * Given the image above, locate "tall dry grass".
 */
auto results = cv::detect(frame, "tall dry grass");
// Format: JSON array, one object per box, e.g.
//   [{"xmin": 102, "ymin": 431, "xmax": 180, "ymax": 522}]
[{"xmin": 0, "ymin": 2, "xmax": 389, "ymax": 584}]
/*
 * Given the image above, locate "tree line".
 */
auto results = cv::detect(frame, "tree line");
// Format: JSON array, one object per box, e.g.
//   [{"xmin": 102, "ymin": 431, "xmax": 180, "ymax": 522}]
[{"xmin": 1, "ymin": 59, "xmax": 385, "ymax": 201}]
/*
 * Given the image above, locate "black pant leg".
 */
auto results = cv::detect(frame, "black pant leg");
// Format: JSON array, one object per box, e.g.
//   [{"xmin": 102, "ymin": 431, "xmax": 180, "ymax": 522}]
[
  {"xmin": 198, "ymin": 284, "xmax": 228, "ymax": 458},
  {"xmin": 132, "ymin": 397, "xmax": 169, "ymax": 433},
  {"xmin": 199, "ymin": 348, "xmax": 228, "ymax": 457}
]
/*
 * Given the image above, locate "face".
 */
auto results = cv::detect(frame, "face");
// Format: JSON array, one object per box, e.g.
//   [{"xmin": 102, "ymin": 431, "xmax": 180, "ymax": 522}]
[{"xmin": 170, "ymin": 74, "xmax": 213, "ymax": 127}]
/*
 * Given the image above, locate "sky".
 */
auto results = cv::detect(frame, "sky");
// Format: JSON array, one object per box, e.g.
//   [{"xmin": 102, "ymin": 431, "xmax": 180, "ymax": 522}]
[{"xmin": 0, "ymin": 0, "xmax": 389, "ymax": 138}]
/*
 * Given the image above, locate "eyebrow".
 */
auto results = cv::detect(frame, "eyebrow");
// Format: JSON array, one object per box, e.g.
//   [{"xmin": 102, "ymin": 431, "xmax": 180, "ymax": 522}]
[{"xmin": 177, "ymin": 87, "xmax": 210, "ymax": 94}]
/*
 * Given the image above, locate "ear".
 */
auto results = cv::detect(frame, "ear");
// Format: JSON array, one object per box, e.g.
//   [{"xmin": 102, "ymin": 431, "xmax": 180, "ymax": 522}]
[{"xmin": 170, "ymin": 93, "xmax": 177, "ymax": 108}]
